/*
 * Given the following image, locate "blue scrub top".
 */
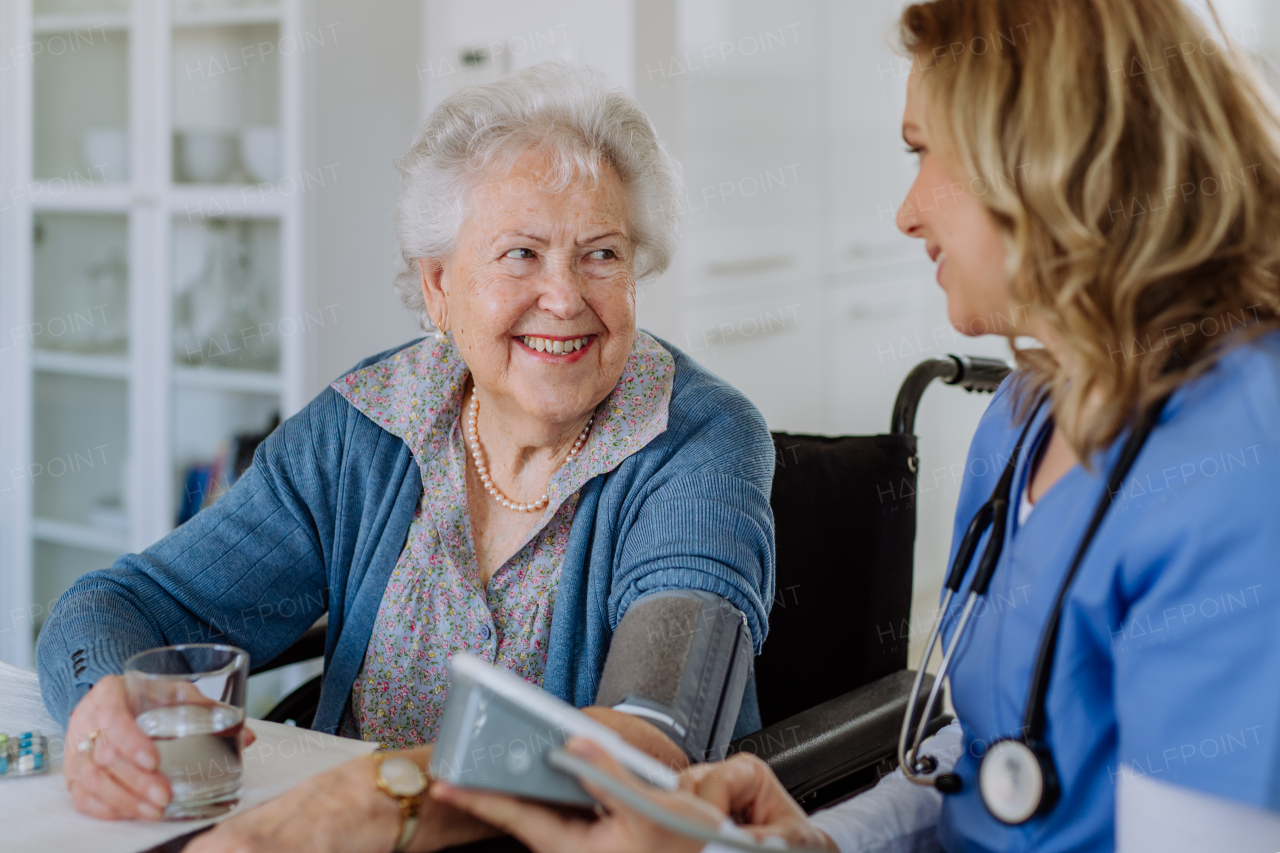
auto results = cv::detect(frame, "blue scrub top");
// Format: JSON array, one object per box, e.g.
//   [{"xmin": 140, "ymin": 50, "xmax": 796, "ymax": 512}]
[{"xmin": 937, "ymin": 331, "xmax": 1280, "ymax": 852}]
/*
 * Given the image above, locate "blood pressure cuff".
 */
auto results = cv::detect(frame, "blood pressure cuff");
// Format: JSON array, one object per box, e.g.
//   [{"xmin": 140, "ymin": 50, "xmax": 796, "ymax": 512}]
[{"xmin": 595, "ymin": 590, "xmax": 753, "ymax": 763}]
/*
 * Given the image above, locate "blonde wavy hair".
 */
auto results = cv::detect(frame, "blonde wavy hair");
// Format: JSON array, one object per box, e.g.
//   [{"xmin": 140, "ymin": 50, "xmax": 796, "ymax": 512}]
[{"xmin": 900, "ymin": 0, "xmax": 1280, "ymax": 458}]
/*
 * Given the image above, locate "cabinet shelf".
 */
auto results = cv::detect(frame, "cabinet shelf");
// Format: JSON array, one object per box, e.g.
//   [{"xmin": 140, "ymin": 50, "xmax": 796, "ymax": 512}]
[
  {"xmin": 174, "ymin": 364, "xmax": 282, "ymax": 394},
  {"xmin": 33, "ymin": 517, "xmax": 129, "ymax": 555},
  {"xmin": 35, "ymin": 3, "xmax": 283, "ymax": 30},
  {"xmin": 32, "ymin": 349, "xmax": 129, "ymax": 380},
  {"xmin": 29, "ymin": 184, "xmax": 288, "ymax": 215},
  {"xmin": 32, "ymin": 13, "xmax": 130, "ymax": 34},
  {"xmin": 172, "ymin": 6, "xmax": 281, "ymax": 28},
  {"xmin": 30, "ymin": 183, "xmax": 132, "ymax": 212},
  {"xmin": 169, "ymin": 185, "xmax": 287, "ymax": 218}
]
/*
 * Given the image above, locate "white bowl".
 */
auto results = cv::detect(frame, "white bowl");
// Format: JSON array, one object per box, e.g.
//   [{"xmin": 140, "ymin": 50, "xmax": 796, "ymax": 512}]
[
  {"xmin": 178, "ymin": 130, "xmax": 237, "ymax": 183},
  {"xmin": 240, "ymin": 126, "xmax": 280, "ymax": 183},
  {"xmin": 83, "ymin": 127, "xmax": 128, "ymax": 182}
]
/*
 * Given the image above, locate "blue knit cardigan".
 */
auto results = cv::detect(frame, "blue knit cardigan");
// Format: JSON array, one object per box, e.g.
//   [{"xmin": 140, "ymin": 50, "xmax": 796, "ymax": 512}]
[{"xmin": 37, "ymin": 337, "xmax": 776, "ymax": 737}]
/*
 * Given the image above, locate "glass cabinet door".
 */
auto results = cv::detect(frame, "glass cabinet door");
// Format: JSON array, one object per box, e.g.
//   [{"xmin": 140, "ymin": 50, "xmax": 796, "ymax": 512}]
[
  {"xmin": 32, "ymin": 373, "xmax": 130, "ymax": 593},
  {"xmin": 167, "ymin": 4, "xmax": 287, "ymax": 525},
  {"xmin": 171, "ymin": 3, "xmax": 282, "ymax": 185},
  {"xmin": 30, "ymin": 212, "xmax": 132, "ymax": 628},
  {"xmin": 32, "ymin": 213, "xmax": 130, "ymax": 355},
  {"xmin": 171, "ymin": 215, "xmax": 281, "ymax": 525},
  {"xmin": 32, "ymin": 2, "xmax": 131, "ymax": 184},
  {"xmin": 172, "ymin": 216, "xmax": 280, "ymax": 371},
  {"xmin": 19, "ymin": 0, "xmax": 137, "ymax": 651}
]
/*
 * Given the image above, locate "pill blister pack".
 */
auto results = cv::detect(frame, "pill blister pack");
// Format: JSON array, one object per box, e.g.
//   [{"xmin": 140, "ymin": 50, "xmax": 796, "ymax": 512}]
[{"xmin": 0, "ymin": 731, "xmax": 50, "ymax": 777}]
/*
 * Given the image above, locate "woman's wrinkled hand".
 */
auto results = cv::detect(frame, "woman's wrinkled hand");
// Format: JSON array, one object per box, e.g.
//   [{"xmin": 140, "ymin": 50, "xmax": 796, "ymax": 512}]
[
  {"xmin": 186, "ymin": 746, "xmax": 496, "ymax": 853},
  {"xmin": 431, "ymin": 737, "xmax": 720, "ymax": 853},
  {"xmin": 65, "ymin": 675, "xmax": 258, "ymax": 822},
  {"xmin": 64, "ymin": 674, "xmax": 170, "ymax": 820},
  {"xmin": 185, "ymin": 755, "xmax": 399, "ymax": 853},
  {"xmin": 683, "ymin": 753, "xmax": 836, "ymax": 851}
]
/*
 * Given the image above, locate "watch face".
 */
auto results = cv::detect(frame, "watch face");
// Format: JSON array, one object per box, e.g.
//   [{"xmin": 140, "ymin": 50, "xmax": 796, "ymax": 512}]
[{"xmin": 380, "ymin": 757, "xmax": 426, "ymax": 797}]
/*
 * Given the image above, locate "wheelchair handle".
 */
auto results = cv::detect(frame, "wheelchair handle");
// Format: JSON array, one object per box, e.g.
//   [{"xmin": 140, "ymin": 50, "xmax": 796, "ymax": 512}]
[{"xmin": 891, "ymin": 355, "xmax": 1013, "ymax": 435}]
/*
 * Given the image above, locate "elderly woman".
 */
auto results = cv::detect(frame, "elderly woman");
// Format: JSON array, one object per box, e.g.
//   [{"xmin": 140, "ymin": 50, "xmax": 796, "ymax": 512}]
[{"xmin": 37, "ymin": 63, "xmax": 775, "ymax": 851}]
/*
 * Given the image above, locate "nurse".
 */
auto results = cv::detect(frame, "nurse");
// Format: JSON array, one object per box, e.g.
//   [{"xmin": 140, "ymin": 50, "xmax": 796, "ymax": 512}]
[{"xmin": 431, "ymin": 0, "xmax": 1280, "ymax": 851}]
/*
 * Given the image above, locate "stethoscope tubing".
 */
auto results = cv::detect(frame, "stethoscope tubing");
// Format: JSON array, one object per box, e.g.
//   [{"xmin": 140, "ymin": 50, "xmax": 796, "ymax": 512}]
[
  {"xmin": 898, "ymin": 396, "xmax": 1045, "ymax": 783},
  {"xmin": 899, "ymin": 586, "xmax": 954, "ymax": 781},
  {"xmin": 1016, "ymin": 395, "xmax": 1169, "ymax": 737},
  {"xmin": 899, "ymin": 391, "xmax": 1170, "ymax": 798},
  {"xmin": 915, "ymin": 592, "xmax": 973, "ymax": 753}
]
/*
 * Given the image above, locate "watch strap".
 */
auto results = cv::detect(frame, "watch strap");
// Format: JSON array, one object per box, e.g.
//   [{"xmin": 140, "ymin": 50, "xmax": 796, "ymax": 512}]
[
  {"xmin": 395, "ymin": 808, "xmax": 420, "ymax": 852},
  {"xmin": 370, "ymin": 752, "xmax": 426, "ymax": 853}
]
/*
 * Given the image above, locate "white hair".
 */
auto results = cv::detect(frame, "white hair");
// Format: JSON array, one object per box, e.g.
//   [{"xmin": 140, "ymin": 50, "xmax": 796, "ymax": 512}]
[{"xmin": 392, "ymin": 61, "xmax": 684, "ymax": 330}]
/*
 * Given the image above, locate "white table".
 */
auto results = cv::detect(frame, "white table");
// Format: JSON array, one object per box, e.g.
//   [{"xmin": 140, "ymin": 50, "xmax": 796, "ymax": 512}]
[{"xmin": 0, "ymin": 661, "xmax": 377, "ymax": 853}]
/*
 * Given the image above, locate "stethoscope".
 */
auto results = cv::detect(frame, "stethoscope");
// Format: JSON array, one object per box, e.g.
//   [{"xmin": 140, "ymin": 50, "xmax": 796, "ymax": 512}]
[{"xmin": 898, "ymin": 391, "xmax": 1169, "ymax": 825}]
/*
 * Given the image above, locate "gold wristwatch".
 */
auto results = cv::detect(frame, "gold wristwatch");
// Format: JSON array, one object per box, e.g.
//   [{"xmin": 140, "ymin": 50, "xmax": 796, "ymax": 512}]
[{"xmin": 370, "ymin": 752, "xmax": 429, "ymax": 853}]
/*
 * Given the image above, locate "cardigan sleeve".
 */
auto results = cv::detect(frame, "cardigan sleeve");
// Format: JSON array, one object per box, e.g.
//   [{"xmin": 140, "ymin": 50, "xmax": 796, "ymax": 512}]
[
  {"xmin": 608, "ymin": 368, "xmax": 776, "ymax": 654},
  {"xmin": 611, "ymin": 472, "xmax": 775, "ymax": 653},
  {"xmin": 36, "ymin": 388, "xmax": 348, "ymax": 727}
]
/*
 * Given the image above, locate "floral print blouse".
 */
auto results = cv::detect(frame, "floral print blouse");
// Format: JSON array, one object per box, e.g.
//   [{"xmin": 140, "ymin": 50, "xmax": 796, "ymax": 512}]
[{"xmin": 331, "ymin": 332, "xmax": 675, "ymax": 747}]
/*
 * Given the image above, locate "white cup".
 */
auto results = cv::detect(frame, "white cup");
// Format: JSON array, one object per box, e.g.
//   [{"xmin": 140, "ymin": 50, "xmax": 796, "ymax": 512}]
[
  {"xmin": 178, "ymin": 130, "xmax": 237, "ymax": 184},
  {"xmin": 239, "ymin": 126, "xmax": 280, "ymax": 183},
  {"xmin": 83, "ymin": 127, "xmax": 128, "ymax": 182}
]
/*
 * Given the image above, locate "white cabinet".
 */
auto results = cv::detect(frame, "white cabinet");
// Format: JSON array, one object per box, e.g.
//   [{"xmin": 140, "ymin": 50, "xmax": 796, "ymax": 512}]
[
  {"xmin": 679, "ymin": 285, "xmax": 824, "ymax": 434},
  {"xmin": 658, "ymin": 0, "xmax": 1014, "ymax": 653},
  {"xmin": 666, "ymin": 0, "xmax": 1011, "ymax": 429},
  {"xmin": 0, "ymin": 0, "xmax": 305, "ymax": 668}
]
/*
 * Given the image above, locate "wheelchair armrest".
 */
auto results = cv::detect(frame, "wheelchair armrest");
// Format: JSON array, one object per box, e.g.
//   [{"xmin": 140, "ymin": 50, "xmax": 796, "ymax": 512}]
[
  {"xmin": 727, "ymin": 669, "xmax": 945, "ymax": 803},
  {"xmin": 249, "ymin": 619, "xmax": 327, "ymax": 676}
]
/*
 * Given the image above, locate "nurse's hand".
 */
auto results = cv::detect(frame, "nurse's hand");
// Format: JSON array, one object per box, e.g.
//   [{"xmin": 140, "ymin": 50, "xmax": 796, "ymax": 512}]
[
  {"xmin": 582, "ymin": 706, "xmax": 690, "ymax": 771},
  {"xmin": 186, "ymin": 746, "xmax": 496, "ymax": 853},
  {"xmin": 684, "ymin": 753, "xmax": 836, "ymax": 851},
  {"xmin": 430, "ymin": 738, "xmax": 720, "ymax": 853},
  {"xmin": 64, "ymin": 675, "xmax": 258, "ymax": 822}
]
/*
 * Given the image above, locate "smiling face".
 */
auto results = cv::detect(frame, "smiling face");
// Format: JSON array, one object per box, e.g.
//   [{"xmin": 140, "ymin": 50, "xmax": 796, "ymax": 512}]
[
  {"xmin": 420, "ymin": 149, "xmax": 636, "ymax": 428},
  {"xmin": 896, "ymin": 72, "xmax": 1015, "ymax": 336}
]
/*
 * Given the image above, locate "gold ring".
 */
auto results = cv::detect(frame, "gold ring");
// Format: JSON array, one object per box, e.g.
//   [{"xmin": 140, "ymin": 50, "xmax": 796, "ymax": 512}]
[{"xmin": 77, "ymin": 729, "xmax": 101, "ymax": 756}]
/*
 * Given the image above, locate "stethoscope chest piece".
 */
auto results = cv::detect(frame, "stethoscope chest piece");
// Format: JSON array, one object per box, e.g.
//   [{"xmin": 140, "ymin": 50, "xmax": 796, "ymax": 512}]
[{"xmin": 978, "ymin": 738, "xmax": 1060, "ymax": 825}]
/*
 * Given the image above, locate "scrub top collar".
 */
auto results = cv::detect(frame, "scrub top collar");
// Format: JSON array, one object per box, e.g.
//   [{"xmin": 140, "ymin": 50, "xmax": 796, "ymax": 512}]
[{"xmin": 1008, "ymin": 383, "xmax": 1185, "ymax": 538}]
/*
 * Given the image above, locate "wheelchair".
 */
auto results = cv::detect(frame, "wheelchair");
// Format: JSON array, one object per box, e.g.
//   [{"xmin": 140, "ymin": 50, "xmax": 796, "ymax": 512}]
[{"xmin": 251, "ymin": 353, "xmax": 1011, "ymax": 818}]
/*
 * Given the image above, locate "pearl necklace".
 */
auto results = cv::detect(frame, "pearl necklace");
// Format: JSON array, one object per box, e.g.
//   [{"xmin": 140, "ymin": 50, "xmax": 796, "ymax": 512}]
[{"xmin": 466, "ymin": 392, "xmax": 592, "ymax": 512}]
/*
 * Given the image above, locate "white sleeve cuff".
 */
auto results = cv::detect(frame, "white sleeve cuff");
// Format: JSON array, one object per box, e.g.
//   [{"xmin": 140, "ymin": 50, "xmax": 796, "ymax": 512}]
[
  {"xmin": 806, "ymin": 719, "xmax": 963, "ymax": 853},
  {"xmin": 1117, "ymin": 771, "xmax": 1280, "ymax": 853}
]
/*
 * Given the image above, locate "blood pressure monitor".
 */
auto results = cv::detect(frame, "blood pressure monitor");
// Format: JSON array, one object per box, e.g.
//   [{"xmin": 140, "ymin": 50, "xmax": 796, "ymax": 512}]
[{"xmin": 430, "ymin": 653, "xmax": 681, "ymax": 806}]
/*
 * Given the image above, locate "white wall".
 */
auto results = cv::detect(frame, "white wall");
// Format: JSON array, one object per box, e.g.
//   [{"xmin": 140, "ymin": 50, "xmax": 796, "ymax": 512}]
[
  {"xmin": 305, "ymin": 0, "xmax": 424, "ymax": 396},
  {"xmin": 418, "ymin": 0, "xmax": 635, "ymax": 115},
  {"xmin": 1189, "ymin": 0, "xmax": 1274, "ymax": 35}
]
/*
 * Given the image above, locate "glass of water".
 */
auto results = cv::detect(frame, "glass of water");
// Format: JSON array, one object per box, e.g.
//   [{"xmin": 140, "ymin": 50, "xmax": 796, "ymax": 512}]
[{"xmin": 124, "ymin": 644, "xmax": 249, "ymax": 820}]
